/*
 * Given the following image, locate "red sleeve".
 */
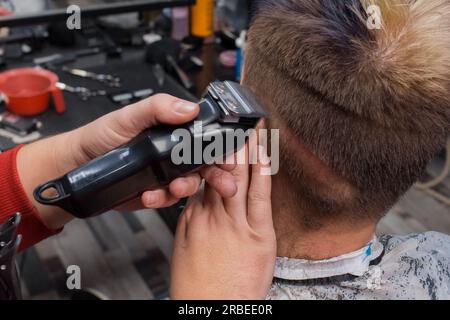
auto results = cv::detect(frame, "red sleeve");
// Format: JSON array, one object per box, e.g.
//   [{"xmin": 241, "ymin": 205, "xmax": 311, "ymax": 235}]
[{"xmin": 0, "ymin": 146, "xmax": 61, "ymax": 251}]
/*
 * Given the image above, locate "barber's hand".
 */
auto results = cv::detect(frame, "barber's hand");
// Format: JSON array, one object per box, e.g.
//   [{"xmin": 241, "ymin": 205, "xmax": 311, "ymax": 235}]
[
  {"xmin": 18, "ymin": 94, "xmax": 237, "ymax": 229},
  {"xmin": 170, "ymin": 142, "xmax": 276, "ymax": 300},
  {"xmin": 69, "ymin": 94, "xmax": 237, "ymax": 209}
]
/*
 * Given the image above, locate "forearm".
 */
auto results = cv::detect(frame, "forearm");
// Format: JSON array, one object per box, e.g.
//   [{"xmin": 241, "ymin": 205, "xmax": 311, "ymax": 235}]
[{"xmin": 16, "ymin": 129, "xmax": 83, "ymax": 230}]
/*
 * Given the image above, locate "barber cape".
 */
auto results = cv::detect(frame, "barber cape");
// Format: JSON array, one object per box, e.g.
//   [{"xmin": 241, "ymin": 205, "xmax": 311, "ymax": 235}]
[{"xmin": 268, "ymin": 232, "xmax": 450, "ymax": 300}]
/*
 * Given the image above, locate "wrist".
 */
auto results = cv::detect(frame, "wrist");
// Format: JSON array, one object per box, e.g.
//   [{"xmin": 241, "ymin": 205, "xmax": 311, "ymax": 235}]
[
  {"xmin": 51, "ymin": 128, "xmax": 86, "ymax": 175},
  {"xmin": 16, "ymin": 132, "xmax": 82, "ymax": 230}
]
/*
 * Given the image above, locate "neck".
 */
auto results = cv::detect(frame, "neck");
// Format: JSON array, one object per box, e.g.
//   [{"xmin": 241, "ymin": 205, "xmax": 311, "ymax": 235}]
[{"xmin": 272, "ymin": 172, "xmax": 376, "ymax": 260}]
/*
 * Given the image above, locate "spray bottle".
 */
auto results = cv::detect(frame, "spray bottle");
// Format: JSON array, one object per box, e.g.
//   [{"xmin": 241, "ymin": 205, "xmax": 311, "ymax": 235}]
[{"xmin": 190, "ymin": 0, "xmax": 215, "ymax": 38}]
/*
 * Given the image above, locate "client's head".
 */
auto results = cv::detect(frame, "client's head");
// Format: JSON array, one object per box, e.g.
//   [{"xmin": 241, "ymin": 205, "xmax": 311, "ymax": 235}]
[{"xmin": 243, "ymin": 0, "xmax": 450, "ymax": 229}]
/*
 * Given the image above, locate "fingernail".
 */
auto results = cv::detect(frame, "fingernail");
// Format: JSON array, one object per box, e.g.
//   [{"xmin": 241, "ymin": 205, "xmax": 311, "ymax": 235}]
[{"xmin": 174, "ymin": 102, "xmax": 197, "ymax": 114}]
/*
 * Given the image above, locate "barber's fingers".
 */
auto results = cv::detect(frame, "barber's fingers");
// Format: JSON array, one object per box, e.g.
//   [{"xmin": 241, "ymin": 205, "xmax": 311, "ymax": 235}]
[
  {"xmin": 174, "ymin": 208, "xmax": 188, "ymax": 244},
  {"xmin": 200, "ymin": 166, "xmax": 237, "ymax": 199},
  {"xmin": 105, "ymin": 94, "xmax": 199, "ymax": 138},
  {"xmin": 223, "ymin": 138, "xmax": 254, "ymax": 217},
  {"xmin": 169, "ymin": 174, "xmax": 202, "ymax": 199},
  {"xmin": 247, "ymin": 146, "xmax": 273, "ymax": 231},
  {"xmin": 216, "ymin": 153, "xmax": 237, "ymax": 172},
  {"xmin": 141, "ymin": 164, "xmax": 237, "ymax": 209},
  {"xmin": 170, "ymin": 154, "xmax": 237, "ymax": 199},
  {"xmin": 202, "ymin": 182, "xmax": 224, "ymax": 209},
  {"xmin": 183, "ymin": 186, "xmax": 211, "ymax": 239},
  {"xmin": 167, "ymin": 163, "xmax": 239, "ymax": 200},
  {"xmin": 141, "ymin": 189, "xmax": 180, "ymax": 209},
  {"xmin": 174, "ymin": 192, "xmax": 203, "ymax": 242}
]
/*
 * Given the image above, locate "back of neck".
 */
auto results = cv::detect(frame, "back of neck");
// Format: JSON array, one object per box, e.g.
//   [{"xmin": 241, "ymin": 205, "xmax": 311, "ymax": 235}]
[{"xmin": 272, "ymin": 172, "xmax": 376, "ymax": 260}]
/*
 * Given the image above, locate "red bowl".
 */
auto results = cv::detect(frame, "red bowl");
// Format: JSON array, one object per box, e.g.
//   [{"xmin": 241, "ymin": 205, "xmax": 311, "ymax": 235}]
[{"xmin": 0, "ymin": 68, "xmax": 65, "ymax": 116}]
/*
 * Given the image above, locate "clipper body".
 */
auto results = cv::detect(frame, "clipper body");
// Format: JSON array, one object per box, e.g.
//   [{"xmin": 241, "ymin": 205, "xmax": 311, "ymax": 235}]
[{"xmin": 34, "ymin": 81, "xmax": 268, "ymax": 218}]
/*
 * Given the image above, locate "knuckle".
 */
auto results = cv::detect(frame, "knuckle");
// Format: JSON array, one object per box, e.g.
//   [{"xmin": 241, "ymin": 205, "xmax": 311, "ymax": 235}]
[
  {"xmin": 148, "ymin": 94, "xmax": 173, "ymax": 110},
  {"xmin": 150, "ymin": 94, "xmax": 167, "ymax": 108},
  {"xmin": 211, "ymin": 168, "xmax": 225, "ymax": 180},
  {"xmin": 230, "ymin": 165, "xmax": 246, "ymax": 178},
  {"xmin": 207, "ymin": 167, "xmax": 225, "ymax": 183},
  {"xmin": 151, "ymin": 93, "xmax": 170, "ymax": 101}
]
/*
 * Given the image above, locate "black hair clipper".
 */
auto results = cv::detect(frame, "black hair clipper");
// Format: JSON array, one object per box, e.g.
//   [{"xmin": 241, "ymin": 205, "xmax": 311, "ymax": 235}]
[{"xmin": 33, "ymin": 81, "xmax": 268, "ymax": 219}]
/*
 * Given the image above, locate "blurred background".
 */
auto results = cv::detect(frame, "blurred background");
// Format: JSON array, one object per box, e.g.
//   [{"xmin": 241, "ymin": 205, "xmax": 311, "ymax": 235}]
[{"xmin": 0, "ymin": 0, "xmax": 448, "ymax": 300}]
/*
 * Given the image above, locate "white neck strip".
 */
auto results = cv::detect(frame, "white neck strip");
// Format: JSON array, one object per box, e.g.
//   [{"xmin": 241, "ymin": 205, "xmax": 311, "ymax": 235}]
[{"xmin": 274, "ymin": 236, "xmax": 383, "ymax": 280}]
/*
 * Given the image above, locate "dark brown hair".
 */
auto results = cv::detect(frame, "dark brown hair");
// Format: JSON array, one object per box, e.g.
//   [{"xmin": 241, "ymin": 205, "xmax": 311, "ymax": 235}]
[{"xmin": 244, "ymin": 0, "xmax": 450, "ymax": 226}]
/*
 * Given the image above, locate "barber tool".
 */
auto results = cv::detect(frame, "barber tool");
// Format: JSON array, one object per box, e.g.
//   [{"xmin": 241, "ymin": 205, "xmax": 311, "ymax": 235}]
[
  {"xmin": 0, "ymin": 213, "xmax": 22, "ymax": 300},
  {"xmin": 110, "ymin": 88, "xmax": 154, "ymax": 106},
  {"xmin": 34, "ymin": 81, "xmax": 268, "ymax": 219},
  {"xmin": 134, "ymin": 88, "xmax": 154, "ymax": 100},
  {"xmin": 146, "ymin": 38, "xmax": 194, "ymax": 91},
  {"xmin": 0, "ymin": 127, "xmax": 41, "ymax": 144},
  {"xmin": 62, "ymin": 66, "xmax": 122, "ymax": 88},
  {"xmin": 0, "ymin": 111, "xmax": 41, "ymax": 138},
  {"xmin": 0, "ymin": 137, "xmax": 15, "ymax": 151},
  {"xmin": 56, "ymin": 82, "xmax": 107, "ymax": 101},
  {"xmin": 83, "ymin": 26, "xmax": 122, "ymax": 58},
  {"xmin": 0, "ymin": 26, "xmax": 48, "ymax": 47},
  {"xmin": 153, "ymin": 64, "xmax": 165, "ymax": 87},
  {"xmin": 110, "ymin": 92, "xmax": 133, "ymax": 105},
  {"xmin": 0, "ymin": 68, "xmax": 65, "ymax": 115},
  {"xmin": 0, "ymin": 213, "xmax": 20, "ymax": 245},
  {"xmin": 33, "ymin": 47, "xmax": 101, "ymax": 67},
  {"xmin": 180, "ymin": 55, "xmax": 204, "ymax": 71},
  {"xmin": 0, "ymin": 111, "xmax": 42, "ymax": 143}
]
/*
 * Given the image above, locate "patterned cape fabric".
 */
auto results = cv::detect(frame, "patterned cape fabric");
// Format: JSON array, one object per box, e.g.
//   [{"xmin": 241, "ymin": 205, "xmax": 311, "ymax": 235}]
[{"xmin": 268, "ymin": 232, "xmax": 450, "ymax": 300}]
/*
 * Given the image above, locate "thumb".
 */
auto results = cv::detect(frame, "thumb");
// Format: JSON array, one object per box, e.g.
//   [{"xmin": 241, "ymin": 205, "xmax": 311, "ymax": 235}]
[
  {"xmin": 77, "ymin": 94, "xmax": 199, "ymax": 161},
  {"xmin": 107, "ymin": 93, "xmax": 199, "ymax": 138}
]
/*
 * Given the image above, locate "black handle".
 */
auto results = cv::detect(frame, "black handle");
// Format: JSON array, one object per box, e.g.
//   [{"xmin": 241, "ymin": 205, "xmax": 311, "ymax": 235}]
[{"xmin": 33, "ymin": 180, "xmax": 68, "ymax": 205}]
